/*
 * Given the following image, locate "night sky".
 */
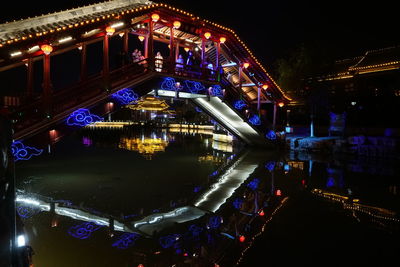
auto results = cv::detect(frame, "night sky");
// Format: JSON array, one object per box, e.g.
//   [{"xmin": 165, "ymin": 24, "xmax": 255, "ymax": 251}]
[{"xmin": 1, "ymin": 0, "xmax": 399, "ymax": 68}]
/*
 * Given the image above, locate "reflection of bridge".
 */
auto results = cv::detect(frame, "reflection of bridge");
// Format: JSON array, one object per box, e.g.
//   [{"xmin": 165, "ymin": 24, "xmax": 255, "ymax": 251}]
[
  {"xmin": 0, "ymin": 0, "xmax": 290, "ymax": 146},
  {"xmin": 15, "ymin": 151, "xmax": 258, "ymax": 236}
]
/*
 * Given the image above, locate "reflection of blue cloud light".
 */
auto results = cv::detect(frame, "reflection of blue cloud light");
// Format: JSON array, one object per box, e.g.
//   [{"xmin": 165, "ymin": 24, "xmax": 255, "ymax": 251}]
[
  {"xmin": 188, "ymin": 225, "xmax": 203, "ymax": 237},
  {"xmin": 265, "ymin": 161, "xmax": 276, "ymax": 171},
  {"xmin": 111, "ymin": 88, "xmax": 139, "ymax": 104},
  {"xmin": 11, "ymin": 141, "xmax": 43, "ymax": 161},
  {"xmin": 208, "ymin": 216, "xmax": 222, "ymax": 229},
  {"xmin": 266, "ymin": 130, "xmax": 277, "ymax": 140},
  {"xmin": 247, "ymin": 178, "xmax": 260, "ymax": 191},
  {"xmin": 249, "ymin": 115, "xmax": 261, "ymax": 125},
  {"xmin": 17, "ymin": 206, "xmax": 41, "ymax": 219},
  {"xmin": 234, "ymin": 100, "xmax": 247, "ymax": 110},
  {"xmin": 193, "ymin": 186, "xmax": 202, "ymax": 193},
  {"xmin": 326, "ymin": 177, "xmax": 336, "ymax": 187},
  {"xmin": 112, "ymin": 233, "xmax": 140, "ymax": 249},
  {"xmin": 159, "ymin": 234, "xmax": 181, "ymax": 248},
  {"xmin": 66, "ymin": 108, "xmax": 103, "ymax": 127},
  {"xmin": 68, "ymin": 222, "xmax": 103, "ymax": 239},
  {"xmin": 233, "ymin": 198, "xmax": 244, "ymax": 209}
]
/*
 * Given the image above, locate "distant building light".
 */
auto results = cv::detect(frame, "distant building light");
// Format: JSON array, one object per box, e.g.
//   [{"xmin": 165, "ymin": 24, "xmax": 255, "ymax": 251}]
[{"xmin": 351, "ymin": 101, "xmax": 356, "ymax": 106}]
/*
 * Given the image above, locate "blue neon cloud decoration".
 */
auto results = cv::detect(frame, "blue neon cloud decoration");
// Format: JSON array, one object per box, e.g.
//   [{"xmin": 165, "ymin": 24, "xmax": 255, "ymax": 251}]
[
  {"xmin": 112, "ymin": 88, "xmax": 139, "ymax": 104},
  {"xmin": 11, "ymin": 141, "xmax": 43, "ymax": 161},
  {"xmin": 209, "ymin": 85, "xmax": 223, "ymax": 97},
  {"xmin": 265, "ymin": 161, "xmax": 276, "ymax": 171},
  {"xmin": 234, "ymin": 100, "xmax": 247, "ymax": 110},
  {"xmin": 249, "ymin": 115, "xmax": 261, "ymax": 125},
  {"xmin": 265, "ymin": 130, "xmax": 277, "ymax": 140},
  {"xmin": 66, "ymin": 108, "xmax": 103, "ymax": 127},
  {"xmin": 247, "ymin": 178, "xmax": 260, "ymax": 191},
  {"xmin": 185, "ymin": 80, "xmax": 205, "ymax": 93}
]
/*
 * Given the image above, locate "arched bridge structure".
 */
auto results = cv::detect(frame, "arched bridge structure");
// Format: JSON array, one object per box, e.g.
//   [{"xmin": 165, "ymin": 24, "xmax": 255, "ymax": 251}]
[{"xmin": 0, "ymin": 0, "xmax": 291, "ymax": 146}]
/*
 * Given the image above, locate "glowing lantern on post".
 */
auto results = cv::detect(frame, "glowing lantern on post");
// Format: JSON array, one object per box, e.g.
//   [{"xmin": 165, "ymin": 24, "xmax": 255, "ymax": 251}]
[
  {"xmin": 173, "ymin": 21, "xmax": 181, "ymax": 29},
  {"xmin": 138, "ymin": 35, "xmax": 145, "ymax": 42},
  {"xmin": 262, "ymin": 84, "xmax": 269, "ymax": 90},
  {"xmin": 105, "ymin": 26, "xmax": 115, "ymax": 36},
  {"xmin": 40, "ymin": 44, "xmax": 53, "ymax": 55},
  {"xmin": 278, "ymin": 102, "xmax": 285, "ymax": 108},
  {"xmin": 219, "ymin": 36, "xmax": 226, "ymax": 43},
  {"xmin": 204, "ymin": 32, "xmax": 211, "ymax": 39},
  {"xmin": 243, "ymin": 62, "xmax": 250, "ymax": 69},
  {"xmin": 151, "ymin": 13, "xmax": 160, "ymax": 22}
]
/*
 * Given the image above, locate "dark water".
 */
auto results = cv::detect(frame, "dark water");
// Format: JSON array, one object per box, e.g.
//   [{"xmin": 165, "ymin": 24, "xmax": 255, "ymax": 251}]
[{"xmin": 15, "ymin": 128, "xmax": 400, "ymax": 266}]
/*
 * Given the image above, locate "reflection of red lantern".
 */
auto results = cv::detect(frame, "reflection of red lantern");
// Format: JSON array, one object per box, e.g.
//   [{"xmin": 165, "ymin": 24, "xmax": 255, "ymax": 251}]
[
  {"xmin": 258, "ymin": 210, "xmax": 265, "ymax": 216},
  {"xmin": 276, "ymin": 189, "xmax": 282, "ymax": 196},
  {"xmin": 137, "ymin": 264, "xmax": 144, "ymax": 267},
  {"xmin": 239, "ymin": 235, "xmax": 245, "ymax": 242}
]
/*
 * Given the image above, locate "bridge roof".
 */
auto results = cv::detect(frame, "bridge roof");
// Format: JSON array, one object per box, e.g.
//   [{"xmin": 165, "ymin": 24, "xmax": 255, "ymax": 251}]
[{"xmin": 0, "ymin": 0, "xmax": 291, "ymax": 102}]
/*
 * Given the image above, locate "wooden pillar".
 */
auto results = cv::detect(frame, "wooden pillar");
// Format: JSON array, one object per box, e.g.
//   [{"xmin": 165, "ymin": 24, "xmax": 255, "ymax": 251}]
[
  {"xmin": 216, "ymin": 41, "xmax": 220, "ymax": 71},
  {"xmin": 26, "ymin": 58, "xmax": 34, "ymax": 98},
  {"xmin": 145, "ymin": 19, "xmax": 154, "ymax": 69},
  {"xmin": 42, "ymin": 53, "xmax": 52, "ymax": 117},
  {"xmin": 175, "ymin": 41, "xmax": 180, "ymax": 61},
  {"xmin": 103, "ymin": 34, "xmax": 110, "ymax": 90},
  {"xmin": 257, "ymin": 87, "xmax": 261, "ymax": 111},
  {"xmin": 169, "ymin": 26, "xmax": 175, "ymax": 71},
  {"xmin": 272, "ymin": 102, "xmax": 277, "ymax": 131},
  {"xmin": 80, "ymin": 43, "xmax": 87, "ymax": 81},
  {"xmin": 201, "ymin": 35, "xmax": 206, "ymax": 69},
  {"xmin": 123, "ymin": 29, "xmax": 129, "ymax": 55}
]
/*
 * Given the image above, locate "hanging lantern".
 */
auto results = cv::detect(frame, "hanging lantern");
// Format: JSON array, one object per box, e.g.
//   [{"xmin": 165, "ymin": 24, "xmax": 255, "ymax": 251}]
[
  {"xmin": 184, "ymin": 47, "xmax": 190, "ymax": 52},
  {"xmin": 151, "ymin": 13, "xmax": 160, "ymax": 22},
  {"xmin": 40, "ymin": 44, "xmax": 53, "ymax": 55},
  {"xmin": 138, "ymin": 35, "xmax": 145, "ymax": 42},
  {"xmin": 219, "ymin": 36, "xmax": 226, "ymax": 43},
  {"xmin": 278, "ymin": 102, "xmax": 285, "ymax": 108},
  {"xmin": 243, "ymin": 62, "xmax": 250, "ymax": 69},
  {"xmin": 105, "ymin": 26, "xmax": 115, "ymax": 36},
  {"xmin": 262, "ymin": 84, "xmax": 269, "ymax": 90},
  {"xmin": 173, "ymin": 21, "xmax": 181, "ymax": 29},
  {"xmin": 204, "ymin": 32, "xmax": 211, "ymax": 39}
]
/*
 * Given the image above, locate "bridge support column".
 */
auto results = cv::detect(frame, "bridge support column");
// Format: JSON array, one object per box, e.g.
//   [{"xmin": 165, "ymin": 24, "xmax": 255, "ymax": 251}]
[
  {"xmin": 80, "ymin": 43, "xmax": 87, "ymax": 82},
  {"xmin": 169, "ymin": 26, "xmax": 175, "ymax": 72},
  {"xmin": 145, "ymin": 18, "xmax": 154, "ymax": 70},
  {"xmin": 103, "ymin": 34, "xmax": 110, "ymax": 91},
  {"xmin": 26, "ymin": 58, "xmax": 34, "ymax": 99},
  {"xmin": 42, "ymin": 53, "xmax": 53, "ymax": 118}
]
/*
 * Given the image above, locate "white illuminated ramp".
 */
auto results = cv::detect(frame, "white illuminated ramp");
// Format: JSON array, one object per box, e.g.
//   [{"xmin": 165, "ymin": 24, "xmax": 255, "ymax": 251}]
[{"xmin": 192, "ymin": 97, "xmax": 266, "ymax": 146}]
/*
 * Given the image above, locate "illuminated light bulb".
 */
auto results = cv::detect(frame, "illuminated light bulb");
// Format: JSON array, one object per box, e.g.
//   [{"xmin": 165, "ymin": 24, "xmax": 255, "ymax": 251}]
[
  {"xmin": 204, "ymin": 32, "xmax": 211, "ymax": 39},
  {"xmin": 138, "ymin": 35, "xmax": 145, "ymax": 42},
  {"xmin": 243, "ymin": 62, "xmax": 250, "ymax": 68},
  {"xmin": 173, "ymin": 20, "xmax": 181, "ymax": 29},
  {"xmin": 40, "ymin": 44, "xmax": 53, "ymax": 55},
  {"xmin": 219, "ymin": 36, "xmax": 226, "ymax": 43},
  {"xmin": 151, "ymin": 13, "xmax": 160, "ymax": 22},
  {"xmin": 262, "ymin": 84, "xmax": 269, "ymax": 90},
  {"xmin": 239, "ymin": 235, "xmax": 246, "ymax": 242},
  {"xmin": 278, "ymin": 102, "xmax": 284, "ymax": 108},
  {"xmin": 105, "ymin": 26, "xmax": 115, "ymax": 36}
]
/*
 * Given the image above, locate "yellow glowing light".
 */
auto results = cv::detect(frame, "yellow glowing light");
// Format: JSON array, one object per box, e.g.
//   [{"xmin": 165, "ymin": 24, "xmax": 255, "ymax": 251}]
[
  {"xmin": 173, "ymin": 21, "xmax": 181, "ymax": 29},
  {"xmin": 138, "ymin": 35, "xmax": 145, "ymax": 42},
  {"xmin": 204, "ymin": 32, "xmax": 211, "ymax": 39},
  {"xmin": 219, "ymin": 36, "xmax": 226, "ymax": 43},
  {"xmin": 151, "ymin": 13, "xmax": 160, "ymax": 22}
]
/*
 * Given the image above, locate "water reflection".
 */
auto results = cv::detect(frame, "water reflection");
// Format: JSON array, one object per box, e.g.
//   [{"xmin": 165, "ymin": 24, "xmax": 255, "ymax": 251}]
[{"xmin": 14, "ymin": 129, "xmax": 400, "ymax": 266}]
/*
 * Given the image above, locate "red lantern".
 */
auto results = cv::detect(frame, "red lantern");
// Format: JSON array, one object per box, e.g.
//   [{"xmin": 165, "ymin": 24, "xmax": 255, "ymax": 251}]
[
  {"xmin": 276, "ymin": 189, "xmax": 282, "ymax": 196},
  {"xmin": 243, "ymin": 62, "xmax": 250, "ymax": 69},
  {"xmin": 262, "ymin": 84, "xmax": 269, "ymax": 90},
  {"xmin": 258, "ymin": 210, "xmax": 265, "ymax": 216},
  {"xmin": 219, "ymin": 36, "xmax": 226, "ymax": 43},
  {"xmin": 40, "ymin": 44, "xmax": 53, "ymax": 55},
  {"xmin": 239, "ymin": 235, "xmax": 245, "ymax": 242},
  {"xmin": 105, "ymin": 26, "xmax": 115, "ymax": 36},
  {"xmin": 151, "ymin": 13, "xmax": 160, "ymax": 22},
  {"xmin": 173, "ymin": 21, "xmax": 181, "ymax": 29},
  {"xmin": 204, "ymin": 32, "xmax": 211, "ymax": 39},
  {"xmin": 278, "ymin": 102, "xmax": 285, "ymax": 108}
]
